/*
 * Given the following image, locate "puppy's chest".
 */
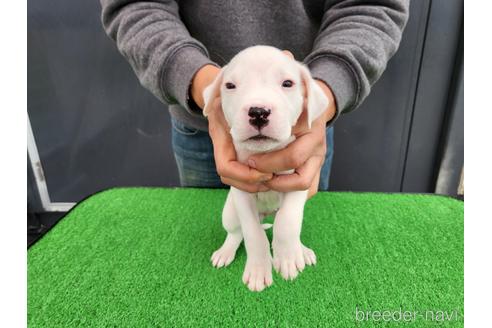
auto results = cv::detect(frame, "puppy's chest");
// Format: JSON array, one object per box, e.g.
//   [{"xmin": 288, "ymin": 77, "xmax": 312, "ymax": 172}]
[{"xmin": 255, "ymin": 190, "xmax": 283, "ymax": 214}]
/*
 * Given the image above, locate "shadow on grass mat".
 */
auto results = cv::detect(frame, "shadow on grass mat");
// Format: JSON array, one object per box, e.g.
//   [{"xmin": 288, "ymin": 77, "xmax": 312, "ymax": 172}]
[{"xmin": 28, "ymin": 188, "xmax": 464, "ymax": 327}]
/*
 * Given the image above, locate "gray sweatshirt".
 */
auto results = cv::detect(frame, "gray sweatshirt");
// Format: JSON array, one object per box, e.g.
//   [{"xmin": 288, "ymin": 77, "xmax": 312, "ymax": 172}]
[{"xmin": 100, "ymin": 0, "xmax": 409, "ymax": 131}]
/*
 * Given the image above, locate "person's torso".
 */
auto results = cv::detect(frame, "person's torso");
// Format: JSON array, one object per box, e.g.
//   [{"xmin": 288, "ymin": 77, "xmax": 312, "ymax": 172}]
[
  {"xmin": 171, "ymin": 0, "xmax": 326, "ymax": 131},
  {"xmin": 178, "ymin": 0, "xmax": 325, "ymax": 64}
]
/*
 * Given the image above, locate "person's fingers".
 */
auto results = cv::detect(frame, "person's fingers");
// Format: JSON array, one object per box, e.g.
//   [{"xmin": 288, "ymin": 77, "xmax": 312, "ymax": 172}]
[
  {"xmin": 248, "ymin": 131, "xmax": 324, "ymax": 173},
  {"xmin": 293, "ymin": 103, "xmax": 331, "ymax": 135},
  {"xmin": 307, "ymin": 170, "xmax": 320, "ymax": 199},
  {"xmin": 221, "ymin": 177, "xmax": 270, "ymax": 193},
  {"xmin": 292, "ymin": 107, "xmax": 309, "ymax": 135},
  {"xmin": 282, "ymin": 50, "xmax": 294, "ymax": 59},
  {"xmin": 207, "ymin": 99, "xmax": 229, "ymax": 138},
  {"xmin": 210, "ymin": 126, "xmax": 236, "ymax": 166},
  {"xmin": 264, "ymin": 155, "xmax": 323, "ymax": 192},
  {"xmin": 211, "ymin": 135, "xmax": 273, "ymax": 184},
  {"xmin": 217, "ymin": 159, "xmax": 273, "ymax": 184},
  {"xmin": 212, "ymin": 137, "xmax": 272, "ymax": 183}
]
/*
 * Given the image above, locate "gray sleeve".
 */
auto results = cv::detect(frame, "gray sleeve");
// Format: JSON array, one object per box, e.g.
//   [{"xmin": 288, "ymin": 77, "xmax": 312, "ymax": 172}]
[
  {"xmin": 304, "ymin": 0, "xmax": 410, "ymax": 121},
  {"xmin": 100, "ymin": 0, "xmax": 217, "ymax": 111}
]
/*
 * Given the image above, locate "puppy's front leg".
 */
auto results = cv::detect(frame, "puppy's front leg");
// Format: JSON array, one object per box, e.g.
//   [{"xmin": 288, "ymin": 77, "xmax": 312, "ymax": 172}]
[
  {"xmin": 231, "ymin": 187, "xmax": 273, "ymax": 292},
  {"xmin": 273, "ymin": 190, "xmax": 317, "ymax": 280}
]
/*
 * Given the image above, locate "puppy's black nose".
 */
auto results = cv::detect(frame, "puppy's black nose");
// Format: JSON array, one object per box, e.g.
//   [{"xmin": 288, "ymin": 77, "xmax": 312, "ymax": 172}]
[{"xmin": 248, "ymin": 107, "xmax": 271, "ymax": 129}]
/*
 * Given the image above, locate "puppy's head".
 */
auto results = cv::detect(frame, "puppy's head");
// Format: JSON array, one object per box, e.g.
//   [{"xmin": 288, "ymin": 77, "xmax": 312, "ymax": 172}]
[{"xmin": 203, "ymin": 46, "xmax": 328, "ymax": 152}]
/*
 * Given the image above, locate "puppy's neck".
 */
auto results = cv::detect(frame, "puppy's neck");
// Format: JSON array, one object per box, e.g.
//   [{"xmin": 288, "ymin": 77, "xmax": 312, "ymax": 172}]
[{"xmin": 234, "ymin": 135, "xmax": 296, "ymax": 165}]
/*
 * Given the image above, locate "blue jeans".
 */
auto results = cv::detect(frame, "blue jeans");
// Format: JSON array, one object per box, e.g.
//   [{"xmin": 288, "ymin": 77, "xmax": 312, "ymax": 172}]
[{"xmin": 171, "ymin": 118, "xmax": 334, "ymax": 190}]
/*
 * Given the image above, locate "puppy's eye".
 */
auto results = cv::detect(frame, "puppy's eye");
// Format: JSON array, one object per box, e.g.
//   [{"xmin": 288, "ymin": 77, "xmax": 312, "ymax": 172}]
[
  {"xmin": 225, "ymin": 82, "xmax": 236, "ymax": 90},
  {"xmin": 282, "ymin": 80, "xmax": 294, "ymax": 88}
]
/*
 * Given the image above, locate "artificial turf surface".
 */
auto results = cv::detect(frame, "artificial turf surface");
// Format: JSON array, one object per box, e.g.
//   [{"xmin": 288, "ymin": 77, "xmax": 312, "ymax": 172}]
[{"xmin": 28, "ymin": 188, "xmax": 464, "ymax": 327}]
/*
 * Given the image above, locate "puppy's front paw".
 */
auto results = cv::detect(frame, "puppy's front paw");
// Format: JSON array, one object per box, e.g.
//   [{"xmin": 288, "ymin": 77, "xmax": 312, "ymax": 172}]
[
  {"xmin": 211, "ymin": 232, "xmax": 242, "ymax": 268},
  {"xmin": 211, "ymin": 246, "xmax": 237, "ymax": 268},
  {"xmin": 273, "ymin": 240, "xmax": 316, "ymax": 280},
  {"xmin": 301, "ymin": 244, "xmax": 317, "ymax": 266},
  {"xmin": 242, "ymin": 256, "xmax": 273, "ymax": 292}
]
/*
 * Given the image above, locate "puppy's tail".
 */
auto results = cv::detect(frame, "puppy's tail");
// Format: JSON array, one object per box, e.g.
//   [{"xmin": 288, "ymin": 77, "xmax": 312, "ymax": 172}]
[{"xmin": 261, "ymin": 223, "xmax": 273, "ymax": 230}]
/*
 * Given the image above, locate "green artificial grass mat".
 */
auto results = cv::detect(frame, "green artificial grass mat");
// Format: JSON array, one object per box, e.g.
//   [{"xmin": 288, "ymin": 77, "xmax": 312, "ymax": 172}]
[{"xmin": 28, "ymin": 188, "xmax": 464, "ymax": 327}]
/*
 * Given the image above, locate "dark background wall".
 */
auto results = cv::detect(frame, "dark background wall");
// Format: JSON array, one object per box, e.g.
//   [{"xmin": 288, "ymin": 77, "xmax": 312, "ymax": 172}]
[{"xmin": 28, "ymin": 0, "xmax": 464, "ymax": 209}]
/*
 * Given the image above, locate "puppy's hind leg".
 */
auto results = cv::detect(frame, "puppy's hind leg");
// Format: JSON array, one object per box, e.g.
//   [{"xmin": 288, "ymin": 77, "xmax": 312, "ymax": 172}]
[{"xmin": 211, "ymin": 191, "xmax": 243, "ymax": 268}]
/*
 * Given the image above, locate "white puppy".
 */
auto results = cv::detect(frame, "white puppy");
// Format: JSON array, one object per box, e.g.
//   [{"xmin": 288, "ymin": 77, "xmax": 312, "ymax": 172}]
[{"xmin": 203, "ymin": 46, "xmax": 329, "ymax": 292}]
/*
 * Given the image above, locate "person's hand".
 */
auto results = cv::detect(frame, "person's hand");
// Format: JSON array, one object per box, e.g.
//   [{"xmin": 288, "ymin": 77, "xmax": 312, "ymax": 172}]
[
  {"xmin": 191, "ymin": 64, "xmax": 221, "ymax": 109},
  {"xmin": 248, "ymin": 100, "xmax": 335, "ymax": 198},
  {"xmin": 191, "ymin": 65, "xmax": 273, "ymax": 193},
  {"xmin": 247, "ymin": 55, "xmax": 337, "ymax": 198}
]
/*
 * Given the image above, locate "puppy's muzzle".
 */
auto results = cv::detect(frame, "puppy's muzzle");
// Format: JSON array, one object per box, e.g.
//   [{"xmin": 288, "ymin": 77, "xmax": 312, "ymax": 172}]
[{"xmin": 248, "ymin": 107, "xmax": 271, "ymax": 130}]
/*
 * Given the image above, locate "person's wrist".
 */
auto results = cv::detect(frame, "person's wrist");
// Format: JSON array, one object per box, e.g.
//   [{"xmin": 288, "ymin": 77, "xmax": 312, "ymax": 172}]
[
  {"xmin": 191, "ymin": 64, "xmax": 221, "ymax": 109},
  {"xmin": 315, "ymin": 79, "xmax": 337, "ymax": 123}
]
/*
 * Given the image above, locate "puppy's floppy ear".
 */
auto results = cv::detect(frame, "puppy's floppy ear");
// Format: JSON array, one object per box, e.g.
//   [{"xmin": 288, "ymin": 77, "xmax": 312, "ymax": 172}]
[
  {"xmin": 202, "ymin": 67, "xmax": 225, "ymax": 117},
  {"xmin": 298, "ymin": 64, "xmax": 329, "ymax": 128}
]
